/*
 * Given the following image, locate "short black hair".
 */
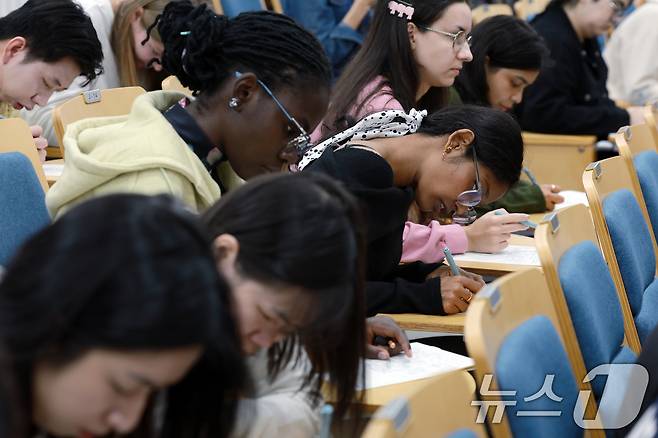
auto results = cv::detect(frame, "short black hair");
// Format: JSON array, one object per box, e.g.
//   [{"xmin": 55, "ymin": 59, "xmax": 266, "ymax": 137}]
[{"xmin": 0, "ymin": 0, "xmax": 104, "ymax": 84}]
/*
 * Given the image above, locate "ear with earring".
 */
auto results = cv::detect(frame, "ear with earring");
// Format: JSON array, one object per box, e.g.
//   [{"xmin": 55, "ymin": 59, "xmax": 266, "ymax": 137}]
[
  {"xmin": 228, "ymin": 97, "xmax": 240, "ymax": 109},
  {"xmin": 442, "ymin": 142, "xmax": 463, "ymax": 159}
]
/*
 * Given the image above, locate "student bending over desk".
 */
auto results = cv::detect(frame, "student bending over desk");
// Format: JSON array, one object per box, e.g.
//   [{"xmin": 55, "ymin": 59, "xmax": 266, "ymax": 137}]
[
  {"xmin": 454, "ymin": 15, "xmax": 565, "ymax": 214},
  {"xmin": 0, "ymin": 194, "xmax": 247, "ymax": 438},
  {"xmin": 202, "ymin": 172, "xmax": 411, "ymax": 438},
  {"xmin": 46, "ymin": 1, "xmax": 331, "ymax": 218},
  {"xmin": 0, "ymin": 0, "xmax": 104, "ymax": 160},
  {"xmin": 302, "ymin": 105, "xmax": 526, "ymax": 316}
]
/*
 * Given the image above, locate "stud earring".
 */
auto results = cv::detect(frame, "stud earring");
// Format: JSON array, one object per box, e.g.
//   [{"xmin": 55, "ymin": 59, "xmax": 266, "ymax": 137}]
[{"xmin": 228, "ymin": 97, "xmax": 240, "ymax": 109}]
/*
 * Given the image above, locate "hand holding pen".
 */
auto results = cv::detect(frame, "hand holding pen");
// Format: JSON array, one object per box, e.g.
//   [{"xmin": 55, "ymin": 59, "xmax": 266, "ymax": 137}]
[{"xmin": 366, "ymin": 316, "xmax": 412, "ymax": 360}]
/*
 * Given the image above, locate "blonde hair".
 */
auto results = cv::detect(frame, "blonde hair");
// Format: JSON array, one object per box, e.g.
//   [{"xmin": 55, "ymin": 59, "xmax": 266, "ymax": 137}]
[{"xmin": 111, "ymin": 0, "xmax": 171, "ymax": 87}]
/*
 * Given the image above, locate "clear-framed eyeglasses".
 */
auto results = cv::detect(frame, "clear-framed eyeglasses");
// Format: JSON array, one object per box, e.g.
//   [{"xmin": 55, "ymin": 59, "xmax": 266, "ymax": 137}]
[
  {"xmin": 452, "ymin": 146, "xmax": 482, "ymax": 225},
  {"xmin": 418, "ymin": 26, "xmax": 472, "ymax": 50}
]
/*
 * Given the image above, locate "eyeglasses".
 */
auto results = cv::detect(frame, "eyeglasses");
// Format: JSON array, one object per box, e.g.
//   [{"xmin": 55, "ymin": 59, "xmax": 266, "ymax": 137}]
[
  {"xmin": 608, "ymin": 0, "xmax": 626, "ymax": 16},
  {"xmin": 418, "ymin": 26, "xmax": 472, "ymax": 51},
  {"xmin": 452, "ymin": 147, "xmax": 482, "ymax": 225},
  {"xmin": 236, "ymin": 72, "xmax": 311, "ymax": 161}
]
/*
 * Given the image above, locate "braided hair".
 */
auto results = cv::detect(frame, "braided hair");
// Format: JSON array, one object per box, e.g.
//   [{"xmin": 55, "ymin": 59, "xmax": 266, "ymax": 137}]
[{"xmin": 155, "ymin": 1, "xmax": 330, "ymax": 102}]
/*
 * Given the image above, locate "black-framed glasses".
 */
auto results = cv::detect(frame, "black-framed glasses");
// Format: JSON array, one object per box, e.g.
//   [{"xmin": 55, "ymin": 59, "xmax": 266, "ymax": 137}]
[
  {"xmin": 235, "ymin": 71, "xmax": 311, "ymax": 161},
  {"xmin": 452, "ymin": 147, "xmax": 482, "ymax": 225},
  {"xmin": 418, "ymin": 26, "xmax": 472, "ymax": 50}
]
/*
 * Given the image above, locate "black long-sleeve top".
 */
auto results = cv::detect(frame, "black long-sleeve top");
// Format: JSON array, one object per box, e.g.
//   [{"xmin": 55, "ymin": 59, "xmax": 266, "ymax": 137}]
[
  {"xmin": 307, "ymin": 146, "xmax": 445, "ymax": 317},
  {"xmin": 516, "ymin": 2, "xmax": 629, "ymax": 139}
]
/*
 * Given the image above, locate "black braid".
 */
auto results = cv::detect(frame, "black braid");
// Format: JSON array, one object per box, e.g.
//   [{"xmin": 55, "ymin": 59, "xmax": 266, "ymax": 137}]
[{"xmin": 156, "ymin": 1, "xmax": 330, "ymax": 98}]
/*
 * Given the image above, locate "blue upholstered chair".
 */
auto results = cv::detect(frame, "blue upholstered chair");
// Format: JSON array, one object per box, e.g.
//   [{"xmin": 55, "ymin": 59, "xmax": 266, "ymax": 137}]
[
  {"xmin": 584, "ymin": 156, "xmax": 658, "ymax": 345},
  {"xmin": 615, "ymin": 124, "xmax": 658, "ymax": 241},
  {"xmin": 0, "ymin": 152, "xmax": 50, "ymax": 266},
  {"xmin": 633, "ymin": 150, "xmax": 658, "ymax": 240},
  {"xmin": 465, "ymin": 268, "xmax": 599, "ymax": 438}
]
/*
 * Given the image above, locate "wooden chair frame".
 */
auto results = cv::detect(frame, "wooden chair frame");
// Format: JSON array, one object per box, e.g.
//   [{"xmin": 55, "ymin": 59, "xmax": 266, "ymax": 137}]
[
  {"xmin": 52, "ymin": 87, "xmax": 146, "ymax": 155},
  {"xmin": 465, "ymin": 268, "xmax": 603, "ymax": 437},
  {"xmin": 582, "ymin": 157, "xmax": 658, "ymax": 348},
  {"xmin": 522, "ymin": 132, "xmax": 597, "ymax": 191},
  {"xmin": 0, "ymin": 118, "xmax": 49, "ymax": 192},
  {"xmin": 361, "ymin": 371, "xmax": 485, "ymax": 438}
]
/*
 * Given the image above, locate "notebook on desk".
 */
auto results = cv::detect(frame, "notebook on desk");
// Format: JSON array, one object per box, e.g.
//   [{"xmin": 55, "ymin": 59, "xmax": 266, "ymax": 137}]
[
  {"xmin": 453, "ymin": 245, "xmax": 540, "ymax": 267},
  {"xmin": 359, "ymin": 342, "xmax": 474, "ymax": 390},
  {"xmin": 555, "ymin": 190, "xmax": 589, "ymax": 210}
]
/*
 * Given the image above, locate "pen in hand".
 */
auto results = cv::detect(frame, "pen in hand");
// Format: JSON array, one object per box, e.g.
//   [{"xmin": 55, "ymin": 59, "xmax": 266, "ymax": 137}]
[
  {"xmin": 373, "ymin": 335, "xmax": 397, "ymax": 350},
  {"xmin": 443, "ymin": 246, "xmax": 461, "ymax": 276}
]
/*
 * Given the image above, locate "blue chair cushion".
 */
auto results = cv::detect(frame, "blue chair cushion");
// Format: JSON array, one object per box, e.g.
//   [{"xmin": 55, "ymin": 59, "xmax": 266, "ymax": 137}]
[
  {"xmin": 634, "ymin": 151, "xmax": 658, "ymax": 242},
  {"xmin": 558, "ymin": 241, "xmax": 627, "ymax": 397},
  {"xmin": 634, "ymin": 277, "xmax": 658, "ymax": 342},
  {"xmin": 603, "ymin": 189, "xmax": 655, "ymax": 314},
  {"xmin": 496, "ymin": 315, "xmax": 582, "ymax": 437},
  {"xmin": 221, "ymin": 0, "xmax": 263, "ymax": 17},
  {"xmin": 0, "ymin": 152, "xmax": 50, "ymax": 266}
]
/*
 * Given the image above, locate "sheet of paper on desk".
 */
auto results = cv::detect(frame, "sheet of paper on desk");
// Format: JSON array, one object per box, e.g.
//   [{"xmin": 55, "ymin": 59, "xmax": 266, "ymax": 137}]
[
  {"xmin": 42, "ymin": 163, "xmax": 64, "ymax": 177},
  {"xmin": 555, "ymin": 190, "xmax": 589, "ymax": 210},
  {"xmin": 359, "ymin": 342, "xmax": 474, "ymax": 390},
  {"xmin": 453, "ymin": 245, "xmax": 540, "ymax": 266}
]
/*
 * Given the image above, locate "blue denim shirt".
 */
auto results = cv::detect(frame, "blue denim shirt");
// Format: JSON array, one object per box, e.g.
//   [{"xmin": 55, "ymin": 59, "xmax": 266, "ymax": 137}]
[{"xmin": 280, "ymin": 0, "xmax": 370, "ymax": 78}]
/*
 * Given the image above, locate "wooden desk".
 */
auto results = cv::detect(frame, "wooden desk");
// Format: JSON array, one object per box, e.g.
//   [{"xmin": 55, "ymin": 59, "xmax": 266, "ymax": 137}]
[
  {"xmin": 454, "ymin": 234, "xmax": 538, "ymax": 277},
  {"xmin": 380, "ymin": 312, "xmax": 466, "ymax": 334},
  {"xmin": 43, "ymin": 158, "xmax": 64, "ymax": 187},
  {"xmin": 325, "ymin": 371, "xmax": 475, "ymax": 413},
  {"xmin": 362, "ymin": 370, "xmax": 475, "ymax": 412}
]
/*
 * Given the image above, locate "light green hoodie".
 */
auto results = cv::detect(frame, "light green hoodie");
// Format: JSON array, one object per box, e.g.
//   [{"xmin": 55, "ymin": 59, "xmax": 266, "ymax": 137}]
[{"xmin": 46, "ymin": 91, "xmax": 240, "ymax": 218}]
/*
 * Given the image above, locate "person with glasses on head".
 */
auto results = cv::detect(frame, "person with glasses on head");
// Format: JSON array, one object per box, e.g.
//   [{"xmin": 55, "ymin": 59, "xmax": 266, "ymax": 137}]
[
  {"xmin": 453, "ymin": 15, "xmax": 566, "ymax": 215},
  {"xmin": 302, "ymin": 105, "xmax": 525, "ymax": 317},
  {"xmin": 46, "ymin": 0, "xmax": 331, "ymax": 218},
  {"xmin": 517, "ymin": 0, "xmax": 646, "ymax": 141}
]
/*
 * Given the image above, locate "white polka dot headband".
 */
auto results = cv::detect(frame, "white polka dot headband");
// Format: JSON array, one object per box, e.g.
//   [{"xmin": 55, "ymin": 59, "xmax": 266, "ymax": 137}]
[{"xmin": 298, "ymin": 109, "xmax": 427, "ymax": 171}]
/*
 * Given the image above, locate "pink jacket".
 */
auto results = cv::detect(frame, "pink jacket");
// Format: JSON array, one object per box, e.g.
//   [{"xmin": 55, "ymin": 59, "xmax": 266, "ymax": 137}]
[
  {"xmin": 313, "ymin": 76, "xmax": 469, "ymax": 263},
  {"xmin": 310, "ymin": 75, "xmax": 404, "ymax": 143},
  {"xmin": 402, "ymin": 221, "xmax": 468, "ymax": 264}
]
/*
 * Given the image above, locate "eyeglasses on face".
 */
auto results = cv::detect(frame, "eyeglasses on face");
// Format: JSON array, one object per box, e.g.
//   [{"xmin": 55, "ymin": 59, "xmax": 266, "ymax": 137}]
[
  {"xmin": 451, "ymin": 146, "xmax": 482, "ymax": 225},
  {"xmin": 234, "ymin": 71, "xmax": 311, "ymax": 162},
  {"xmin": 418, "ymin": 26, "xmax": 472, "ymax": 50}
]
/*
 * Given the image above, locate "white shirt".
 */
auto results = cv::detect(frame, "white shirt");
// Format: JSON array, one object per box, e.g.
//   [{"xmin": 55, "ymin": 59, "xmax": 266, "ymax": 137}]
[
  {"xmin": 19, "ymin": 0, "xmax": 121, "ymax": 146},
  {"xmin": 604, "ymin": 0, "xmax": 658, "ymax": 105}
]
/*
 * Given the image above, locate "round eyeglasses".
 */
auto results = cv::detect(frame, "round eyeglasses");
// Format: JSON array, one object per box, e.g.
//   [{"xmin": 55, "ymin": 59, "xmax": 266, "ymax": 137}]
[{"xmin": 418, "ymin": 26, "xmax": 472, "ymax": 51}]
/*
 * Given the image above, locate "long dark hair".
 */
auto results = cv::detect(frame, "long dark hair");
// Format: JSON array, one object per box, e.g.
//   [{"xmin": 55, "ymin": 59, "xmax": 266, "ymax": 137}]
[
  {"xmin": 321, "ymin": 0, "xmax": 467, "ymax": 140},
  {"xmin": 419, "ymin": 105, "xmax": 524, "ymax": 186},
  {"xmin": 202, "ymin": 172, "xmax": 367, "ymax": 419},
  {"xmin": 155, "ymin": 1, "xmax": 330, "ymax": 108},
  {"xmin": 454, "ymin": 15, "xmax": 549, "ymax": 106},
  {"xmin": 0, "ymin": 194, "xmax": 246, "ymax": 438}
]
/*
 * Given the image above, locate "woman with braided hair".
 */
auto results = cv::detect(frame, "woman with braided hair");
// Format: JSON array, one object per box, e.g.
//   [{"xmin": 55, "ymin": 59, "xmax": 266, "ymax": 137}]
[{"xmin": 46, "ymin": 0, "xmax": 332, "ymax": 218}]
